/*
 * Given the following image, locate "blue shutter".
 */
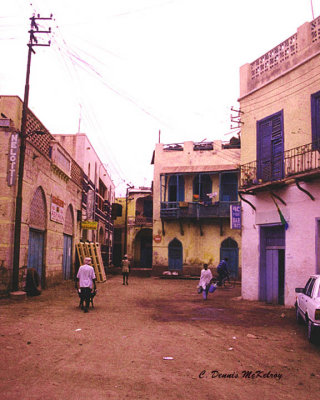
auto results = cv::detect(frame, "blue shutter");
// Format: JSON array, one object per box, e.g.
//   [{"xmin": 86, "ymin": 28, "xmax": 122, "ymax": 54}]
[
  {"xmin": 311, "ymin": 90, "xmax": 320, "ymax": 149},
  {"xmin": 257, "ymin": 111, "xmax": 283, "ymax": 182},
  {"xmin": 178, "ymin": 175, "xmax": 185, "ymax": 201}
]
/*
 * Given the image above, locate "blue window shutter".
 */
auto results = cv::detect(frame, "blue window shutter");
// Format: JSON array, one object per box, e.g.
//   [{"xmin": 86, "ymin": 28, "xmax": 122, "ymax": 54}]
[
  {"xmin": 311, "ymin": 90, "xmax": 320, "ymax": 149},
  {"xmin": 257, "ymin": 111, "xmax": 283, "ymax": 181},
  {"xmin": 178, "ymin": 175, "xmax": 185, "ymax": 201}
]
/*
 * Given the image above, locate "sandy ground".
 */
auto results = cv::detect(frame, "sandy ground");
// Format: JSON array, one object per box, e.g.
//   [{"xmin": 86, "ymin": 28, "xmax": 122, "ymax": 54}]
[{"xmin": 0, "ymin": 275, "xmax": 320, "ymax": 400}]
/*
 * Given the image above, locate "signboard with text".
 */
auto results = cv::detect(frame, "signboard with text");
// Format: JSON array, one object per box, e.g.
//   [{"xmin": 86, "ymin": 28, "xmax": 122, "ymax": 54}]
[
  {"xmin": 81, "ymin": 221, "xmax": 98, "ymax": 230},
  {"xmin": 51, "ymin": 196, "xmax": 65, "ymax": 224},
  {"xmin": 7, "ymin": 132, "xmax": 19, "ymax": 187},
  {"xmin": 230, "ymin": 204, "xmax": 241, "ymax": 229}
]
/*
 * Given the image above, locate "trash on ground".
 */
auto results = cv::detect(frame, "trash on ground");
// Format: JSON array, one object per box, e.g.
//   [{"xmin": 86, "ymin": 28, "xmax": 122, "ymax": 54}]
[
  {"xmin": 163, "ymin": 356, "xmax": 174, "ymax": 360},
  {"xmin": 75, "ymin": 328, "xmax": 82, "ymax": 332},
  {"xmin": 247, "ymin": 333, "xmax": 258, "ymax": 339}
]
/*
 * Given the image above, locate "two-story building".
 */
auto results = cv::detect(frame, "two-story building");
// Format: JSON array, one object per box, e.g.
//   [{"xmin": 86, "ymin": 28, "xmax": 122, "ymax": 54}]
[
  {"xmin": 239, "ymin": 16, "xmax": 320, "ymax": 306},
  {"xmin": 152, "ymin": 139, "xmax": 241, "ymax": 276},
  {"xmin": 113, "ymin": 186, "xmax": 153, "ymax": 269},
  {"xmin": 0, "ymin": 96, "xmax": 83, "ymax": 293},
  {"xmin": 54, "ymin": 133, "xmax": 115, "ymax": 267}
]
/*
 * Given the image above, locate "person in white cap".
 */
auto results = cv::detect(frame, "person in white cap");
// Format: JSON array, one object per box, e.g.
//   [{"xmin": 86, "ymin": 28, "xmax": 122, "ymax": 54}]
[{"xmin": 76, "ymin": 257, "xmax": 96, "ymax": 312}]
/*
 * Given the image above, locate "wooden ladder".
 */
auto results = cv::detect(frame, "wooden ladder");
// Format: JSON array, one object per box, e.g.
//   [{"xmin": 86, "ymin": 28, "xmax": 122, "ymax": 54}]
[{"xmin": 76, "ymin": 242, "xmax": 106, "ymax": 282}]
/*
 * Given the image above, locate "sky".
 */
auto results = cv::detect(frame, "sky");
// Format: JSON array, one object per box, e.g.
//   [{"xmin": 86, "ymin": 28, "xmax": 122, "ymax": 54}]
[{"xmin": 1, "ymin": 0, "xmax": 320, "ymax": 196}]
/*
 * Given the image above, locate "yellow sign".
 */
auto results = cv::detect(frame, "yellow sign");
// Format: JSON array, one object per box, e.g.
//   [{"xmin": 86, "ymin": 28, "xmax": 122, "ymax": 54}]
[{"xmin": 81, "ymin": 221, "xmax": 98, "ymax": 230}]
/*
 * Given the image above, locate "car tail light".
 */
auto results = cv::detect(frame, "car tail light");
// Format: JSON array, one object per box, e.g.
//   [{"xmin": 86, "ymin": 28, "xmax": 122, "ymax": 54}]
[{"xmin": 315, "ymin": 309, "xmax": 320, "ymax": 320}]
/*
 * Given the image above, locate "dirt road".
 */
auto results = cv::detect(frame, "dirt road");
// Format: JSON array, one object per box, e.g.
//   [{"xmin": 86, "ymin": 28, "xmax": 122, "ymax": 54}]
[{"xmin": 0, "ymin": 276, "xmax": 320, "ymax": 400}]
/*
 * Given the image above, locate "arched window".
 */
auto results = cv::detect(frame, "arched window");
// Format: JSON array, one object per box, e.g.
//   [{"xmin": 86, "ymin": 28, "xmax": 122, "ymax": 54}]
[{"xmin": 193, "ymin": 174, "xmax": 212, "ymax": 202}]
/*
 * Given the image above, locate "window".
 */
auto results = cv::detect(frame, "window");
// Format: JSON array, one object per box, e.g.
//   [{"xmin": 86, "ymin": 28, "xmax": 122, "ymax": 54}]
[
  {"xmin": 168, "ymin": 175, "xmax": 184, "ymax": 202},
  {"xmin": 193, "ymin": 174, "xmax": 212, "ymax": 202},
  {"xmin": 220, "ymin": 173, "xmax": 238, "ymax": 201},
  {"xmin": 311, "ymin": 90, "xmax": 320, "ymax": 149},
  {"xmin": 306, "ymin": 278, "xmax": 316, "ymax": 297},
  {"xmin": 257, "ymin": 111, "xmax": 284, "ymax": 182}
]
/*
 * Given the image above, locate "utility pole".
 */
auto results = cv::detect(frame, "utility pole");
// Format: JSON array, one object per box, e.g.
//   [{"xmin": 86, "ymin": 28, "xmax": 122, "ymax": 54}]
[
  {"xmin": 12, "ymin": 14, "xmax": 52, "ymax": 292},
  {"xmin": 124, "ymin": 185, "xmax": 133, "ymax": 255}
]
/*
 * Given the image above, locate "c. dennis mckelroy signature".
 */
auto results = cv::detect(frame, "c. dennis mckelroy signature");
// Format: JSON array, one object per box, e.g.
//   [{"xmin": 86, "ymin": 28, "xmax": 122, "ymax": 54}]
[{"xmin": 199, "ymin": 370, "xmax": 283, "ymax": 380}]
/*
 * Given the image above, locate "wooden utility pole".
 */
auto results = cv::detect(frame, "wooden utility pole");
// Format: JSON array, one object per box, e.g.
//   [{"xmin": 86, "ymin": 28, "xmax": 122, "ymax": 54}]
[{"xmin": 12, "ymin": 14, "xmax": 52, "ymax": 292}]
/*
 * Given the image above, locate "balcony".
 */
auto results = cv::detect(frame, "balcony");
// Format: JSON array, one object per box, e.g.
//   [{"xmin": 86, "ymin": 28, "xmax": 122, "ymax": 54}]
[
  {"xmin": 135, "ymin": 215, "xmax": 153, "ymax": 225},
  {"xmin": 240, "ymin": 139, "xmax": 320, "ymax": 191},
  {"xmin": 160, "ymin": 201, "xmax": 240, "ymax": 220}
]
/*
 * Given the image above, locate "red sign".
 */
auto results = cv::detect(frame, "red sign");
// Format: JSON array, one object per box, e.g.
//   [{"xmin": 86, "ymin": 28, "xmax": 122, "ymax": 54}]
[{"xmin": 153, "ymin": 235, "xmax": 162, "ymax": 243}]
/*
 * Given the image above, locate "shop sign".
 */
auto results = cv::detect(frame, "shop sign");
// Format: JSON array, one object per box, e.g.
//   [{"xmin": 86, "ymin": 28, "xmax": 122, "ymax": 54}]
[
  {"xmin": 7, "ymin": 132, "xmax": 19, "ymax": 186},
  {"xmin": 51, "ymin": 196, "xmax": 65, "ymax": 224},
  {"xmin": 230, "ymin": 204, "xmax": 241, "ymax": 229},
  {"xmin": 81, "ymin": 220, "xmax": 98, "ymax": 230},
  {"xmin": 86, "ymin": 189, "xmax": 95, "ymax": 220}
]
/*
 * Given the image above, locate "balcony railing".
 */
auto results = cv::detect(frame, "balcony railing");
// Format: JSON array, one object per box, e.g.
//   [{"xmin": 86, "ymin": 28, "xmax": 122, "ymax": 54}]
[
  {"xmin": 160, "ymin": 201, "xmax": 240, "ymax": 219},
  {"xmin": 135, "ymin": 215, "xmax": 153, "ymax": 225},
  {"xmin": 240, "ymin": 140, "xmax": 320, "ymax": 189}
]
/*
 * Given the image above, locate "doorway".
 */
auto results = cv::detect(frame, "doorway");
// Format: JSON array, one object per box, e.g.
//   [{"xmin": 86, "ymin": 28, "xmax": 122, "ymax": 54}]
[
  {"xmin": 220, "ymin": 237, "xmax": 239, "ymax": 278},
  {"xmin": 168, "ymin": 238, "xmax": 183, "ymax": 271},
  {"xmin": 260, "ymin": 225, "xmax": 285, "ymax": 304}
]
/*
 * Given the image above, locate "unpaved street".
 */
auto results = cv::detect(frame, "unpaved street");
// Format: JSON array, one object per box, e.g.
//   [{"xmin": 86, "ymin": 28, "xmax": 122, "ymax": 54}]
[{"xmin": 1, "ymin": 276, "xmax": 320, "ymax": 400}]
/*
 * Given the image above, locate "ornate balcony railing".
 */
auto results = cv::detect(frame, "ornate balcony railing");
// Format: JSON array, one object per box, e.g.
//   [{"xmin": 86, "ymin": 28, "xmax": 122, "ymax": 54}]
[
  {"xmin": 135, "ymin": 215, "xmax": 153, "ymax": 225},
  {"xmin": 240, "ymin": 140, "xmax": 320, "ymax": 189},
  {"xmin": 160, "ymin": 201, "xmax": 240, "ymax": 220}
]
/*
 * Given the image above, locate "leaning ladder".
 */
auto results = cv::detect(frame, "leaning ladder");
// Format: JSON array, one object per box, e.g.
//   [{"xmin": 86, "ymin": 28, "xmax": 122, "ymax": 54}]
[{"xmin": 76, "ymin": 242, "xmax": 106, "ymax": 282}]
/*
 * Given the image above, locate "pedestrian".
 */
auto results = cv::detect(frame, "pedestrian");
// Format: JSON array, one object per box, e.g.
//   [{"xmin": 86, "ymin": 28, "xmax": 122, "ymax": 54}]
[
  {"xmin": 217, "ymin": 257, "xmax": 229, "ymax": 286},
  {"xmin": 76, "ymin": 257, "xmax": 96, "ymax": 313},
  {"xmin": 197, "ymin": 263, "xmax": 213, "ymax": 300},
  {"xmin": 121, "ymin": 254, "xmax": 130, "ymax": 285}
]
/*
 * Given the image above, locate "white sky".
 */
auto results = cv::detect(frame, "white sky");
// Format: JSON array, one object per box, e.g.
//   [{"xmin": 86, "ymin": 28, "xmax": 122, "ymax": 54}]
[{"xmin": 1, "ymin": 0, "xmax": 320, "ymax": 196}]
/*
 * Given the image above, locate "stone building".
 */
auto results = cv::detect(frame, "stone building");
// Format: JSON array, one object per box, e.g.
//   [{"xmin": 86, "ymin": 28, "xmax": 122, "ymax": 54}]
[
  {"xmin": 54, "ymin": 133, "xmax": 115, "ymax": 267},
  {"xmin": 239, "ymin": 16, "xmax": 320, "ymax": 305},
  {"xmin": 113, "ymin": 187, "xmax": 152, "ymax": 269},
  {"xmin": 152, "ymin": 140, "xmax": 241, "ymax": 276},
  {"xmin": 0, "ymin": 96, "xmax": 83, "ymax": 293}
]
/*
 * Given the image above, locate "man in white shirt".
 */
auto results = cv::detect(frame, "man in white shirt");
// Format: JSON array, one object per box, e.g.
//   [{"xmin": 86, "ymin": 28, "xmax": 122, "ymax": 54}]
[{"xmin": 76, "ymin": 257, "xmax": 96, "ymax": 313}]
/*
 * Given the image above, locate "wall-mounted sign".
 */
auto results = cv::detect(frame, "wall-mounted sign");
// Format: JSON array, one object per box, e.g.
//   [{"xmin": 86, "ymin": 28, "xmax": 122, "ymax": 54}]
[
  {"xmin": 230, "ymin": 204, "xmax": 241, "ymax": 229},
  {"xmin": 7, "ymin": 132, "xmax": 19, "ymax": 187},
  {"xmin": 51, "ymin": 196, "xmax": 65, "ymax": 224},
  {"xmin": 153, "ymin": 234, "xmax": 162, "ymax": 243},
  {"xmin": 81, "ymin": 220, "xmax": 98, "ymax": 230},
  {"xmin": 86, "ymin": 189, "xmax": 95, "ymax": 220}
]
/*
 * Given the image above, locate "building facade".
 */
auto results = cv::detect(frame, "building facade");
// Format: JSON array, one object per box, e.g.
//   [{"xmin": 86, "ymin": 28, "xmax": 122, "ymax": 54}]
[
  {"xmin": 152, "ymin": 140, "xmax": 241, "ymax": 276},
  {"xmin": 239, "ymin": 17, "xmax": 320, "ymax": 306},
  {"xmin": 54, "ymin": 134, "xmax": 115, "ymax": 267},
  {"xmin": 113, "ymin": 187, "xmax": 153, "ymax": 269},
  {"xmin": 0, "ymin": 96, "xmax": 83, "ymax": 293}
]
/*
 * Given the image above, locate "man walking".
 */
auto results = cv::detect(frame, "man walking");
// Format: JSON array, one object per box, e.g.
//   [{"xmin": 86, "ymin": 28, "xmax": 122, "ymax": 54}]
[{"xmin": 76, "ymin": 257, "xmax": 96, "ymax": 313}]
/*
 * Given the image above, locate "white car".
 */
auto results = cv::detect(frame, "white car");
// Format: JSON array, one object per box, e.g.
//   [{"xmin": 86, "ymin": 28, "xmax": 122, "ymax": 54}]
[{"xmin": 295, "ymin": 274, "xmax": 320, "ymax": 343}]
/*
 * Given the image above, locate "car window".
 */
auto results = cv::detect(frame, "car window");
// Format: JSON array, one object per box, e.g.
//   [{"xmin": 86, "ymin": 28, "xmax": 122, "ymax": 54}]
[
  {"xmin": 304, "ymin": 278, "xmax": 312, "ymax": 293},
  {"xmin": 306, "ymin": 279, "xmax": 316, "ymax": 297}
]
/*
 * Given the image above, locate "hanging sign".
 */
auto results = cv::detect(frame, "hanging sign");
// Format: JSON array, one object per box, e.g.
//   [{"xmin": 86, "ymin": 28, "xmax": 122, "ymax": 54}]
[
  {"xmin": 86, "ymin": 189, "xmax": 95, "ymax": 220},
  {"xmin": 230, "ymin": 204, "xmax": 241, "ymax": 229},
  {"xmin": 7, "ymin": 132, "xmax": 19, "ymax": 187},
  {"xmin": 51, "ymin": 196, "xmax": 65, "ymax": 224},
  {"xmin": 81, "ymin": 221, "xmax": 98, "ymax": 230}
]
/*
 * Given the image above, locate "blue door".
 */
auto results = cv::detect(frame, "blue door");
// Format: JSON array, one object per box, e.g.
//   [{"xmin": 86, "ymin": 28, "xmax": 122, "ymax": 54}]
[
  {"xmin": 220, "ymin": 238, "xmax": 239, "ymax": 278},
  {"xmin": 168, "ymin": 239, "xmax": 183, "ymax": 270},
  {"xmin": 63, "ymin": 234, "xmax": 72, "ymax": 279},
  {"xmin": 27, "ymin": 229, "xmax": 44, "ymax": 279},
  {"xmin": 260, "ymin": 226, "xmax": 285, "ymax": 304}
]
